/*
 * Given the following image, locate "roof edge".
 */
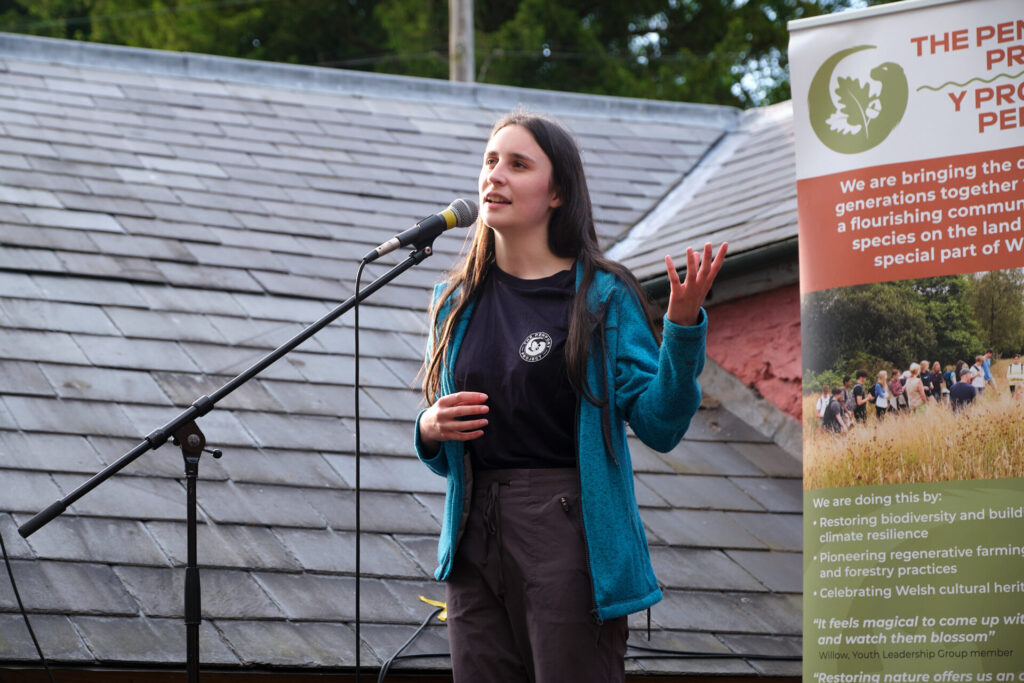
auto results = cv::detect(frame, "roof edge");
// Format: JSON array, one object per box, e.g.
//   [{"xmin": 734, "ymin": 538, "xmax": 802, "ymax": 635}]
[{"xmin": 0, "ymin": 31, "xmax": 739, "ymax": 129}]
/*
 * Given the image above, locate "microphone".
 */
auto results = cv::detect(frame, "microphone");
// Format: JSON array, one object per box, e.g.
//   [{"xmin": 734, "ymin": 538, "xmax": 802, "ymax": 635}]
[{"xmin": 362, "ymin": 198, "xmax": 478, "ymax": 263}]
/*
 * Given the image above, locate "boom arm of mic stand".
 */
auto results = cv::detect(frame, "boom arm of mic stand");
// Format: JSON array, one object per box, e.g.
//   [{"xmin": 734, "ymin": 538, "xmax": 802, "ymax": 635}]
[{"xmin": 18, "ymin": 244, "xmax": 435, "ymax": 539}]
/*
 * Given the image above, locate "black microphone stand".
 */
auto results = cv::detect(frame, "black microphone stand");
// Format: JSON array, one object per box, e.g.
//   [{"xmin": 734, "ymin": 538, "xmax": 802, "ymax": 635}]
[{"xmin": 18, "ymin": 242, "xmax": 437, "ymax": 683}]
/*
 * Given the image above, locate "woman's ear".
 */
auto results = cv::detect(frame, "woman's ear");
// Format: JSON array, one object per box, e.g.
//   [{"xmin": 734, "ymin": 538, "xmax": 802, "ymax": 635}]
[{"xmin": 550, "ymin": 186, "xmax": 563, "ymax": 209}]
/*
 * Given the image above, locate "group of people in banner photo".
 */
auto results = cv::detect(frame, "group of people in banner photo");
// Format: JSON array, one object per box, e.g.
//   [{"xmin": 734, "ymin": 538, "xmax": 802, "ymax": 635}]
[{"xmin": 814, "ymin": 350, "xmax": 1024, "ymax": 434}]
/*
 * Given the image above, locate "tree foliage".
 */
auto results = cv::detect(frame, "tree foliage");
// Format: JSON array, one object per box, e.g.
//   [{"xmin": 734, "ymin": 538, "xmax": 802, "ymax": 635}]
[
  {"xmin": 0, "ymin": 0, "xmax": 899, "ymax": 108},
  {"xmin": 967, "ymin": 269, "xmax": 1024, "ymax": 356},
  {"xmin": 802, "ymin": 275, "xmax": 987, "ymax": 382}
]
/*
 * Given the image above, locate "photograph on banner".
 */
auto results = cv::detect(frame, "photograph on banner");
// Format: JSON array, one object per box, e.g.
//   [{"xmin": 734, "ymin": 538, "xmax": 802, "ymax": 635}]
[
  {"xmin": 791, "ymin": 0, "xmax": 1024, "ymax": 679},
  {"xmin": 801, "ymin": 268, "xmax": 1024, "ymax": 491}
]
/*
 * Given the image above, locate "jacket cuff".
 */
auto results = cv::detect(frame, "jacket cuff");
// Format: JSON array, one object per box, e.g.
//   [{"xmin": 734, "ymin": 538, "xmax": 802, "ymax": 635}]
[
  {"xmin": 414, "ymin": 408, "xmax": 443, "ymax": 465},
  {"xmin": 662, "ymin": 306, "xmax": 707, "ymax": 340}
]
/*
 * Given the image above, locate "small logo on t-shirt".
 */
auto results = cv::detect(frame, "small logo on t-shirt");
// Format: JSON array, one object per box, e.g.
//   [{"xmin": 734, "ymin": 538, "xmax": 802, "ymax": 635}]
[{"xmin": 519, "ymin": 331, "xmax": 552, "ymax": 362}]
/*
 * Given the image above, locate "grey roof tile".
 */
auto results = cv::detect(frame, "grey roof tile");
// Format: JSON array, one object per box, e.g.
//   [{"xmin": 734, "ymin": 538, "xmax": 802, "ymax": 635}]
[
  {"xmin": 344, "ymin": 419, "xmax": 417, "ymax": 457},
  {"xmin": 0, "ymin": 246, "xmax": 65, "ymax": 273},
  {"xmin": 3, "ymin": 395, "xmax": 137, "ymax": 438},
  {"xmin": 56, "ymin": 250, "xmax": 165, "ymax": 282},
  {"xmin": 104, "ymin": 306, "xmax": 228, "ymax": 344},
  {"xmin": 114, "ymin": 566, "xmax": 284, "ymax": 619},
  {"xmin": 355, "ymin": 492, "xmax": 440, "ymax": 535},
  {"xmin": 214, "ymin": 447, "xmax": 345, "ymax": 488},
  {"xmin": 730, "ymin": 442, "xmax": 802, "ymax": 478},
  {"xmin": 117, "ymin": 215, "xmax": 218, "ymax": 242},
  {"xmin": 72, "ymin": 615, "xmax": 240, "ymax": 664},
  {"xmin": 27, "ymin": 155, "xmax": 121, "ymax": 181},
  {"xmin": 203, "ymin": 316, "xmax": 321, "ymax": 350},
  {"xmin": 656, "ymin": 439, "xmax": 765, "ymax": 476},
  {"xmin": 18, "ymin": 515, "xmax": 170, "ymax": 566},
  {"xmin": 235, "ymin": 411, "xmax": 350, "ymax": 452},
  {"xmin": 146, "ymin": 200, "xmax": 242, "ymax": 229},
  {"xmin": 252, "ymin": 572, "xmax": 353, "ymax": 620},
  {"xmin": 0, "ymin": 151, "xmax": 31, "ymax": 170},
  {"xmin": 181, "ymin": 342, "xmax": 306, "ymax": 380},
  {"xmin": 287, "ymin": 351, "xmax": 403, "ymax": 388},
  {"xmin": 74, "ymin": 335, "xmax": 200, "ymax": 372},
  {"xmin": 355, "ymin": 455, "xmax": 446, "ymax": 495},
  {"xmin": 0, "ymin": 431, "xmax": 104, "ymax": 473},
  {"xmin": 725, "ymin": 550, "xmax": 801, "ymax": 592},
  {"xmin": 361, "ymin": 622, "xmax": 450, "ymax": 670},
  {"xmin": 87, "ymin": 230, "xmax": 195, "ymax": 261},
  {"xmin": 642, "ymin": 509, "xmax": 766, "ymax": 549},
  {"xmin": 0, "ymin": 298, "xmax": 118, "ymax": 335},
  {"xmin": 630, "ymin": 477, "xmax": 667, "ymax": 509},
  {"xmin": 682, "ymin": 408, "xmax": 771, "ymax": 443},
  {"xmin": 54, "ymin": 191, "xmax": 153, "ymax": 218},
  {"xmin": 262, "ymin": 381, "xmax": 387, "ymax": 420},
  {"xmin": 625, "ymin": 437, "xmax": 682, "ymax": 475},
  {"xmin": 151, "ymin": 372, "xmax": 282, "ymax": 413},
  {"xmin": 32, "ymin": 273, "xmax": 148, "ymax": 307},
  {"xmin": 727, "ymin": 512, "xmax": 801, "ymax": 552},
  {"xmin": 196, "ymin": 481, "xmax": 327, "ymax": 527},
  {"xmin": 154, "ymin": 260, "xmax": 265, "ymax": 293},
  {"xmin": 134, "ymin": 284, "xmax": 247, "ymax": 317},
  {"xmin": 715, "ymin": 634, "xmax": 801, "ymax": 675},
  {"xmin": 0, "ymin": 471, "xmax": 64, "ymax": 511},
  {"xmin": 120, "ymin": 403, "xmax": 255, "ymax": 447},
  {"xmin": 116, "ymin": 166, "xmax": 207, "ymax": 190},
  {"xmin": 0, "ymin": 560, "xmax": 137, "ymax": 615},
  {"xmin": 216, "ymin": 620, "xmax": 357, "ymax": 667},
  {"xmin": 53, "ymin": 471, "xmax": 186, "ymax": 520},
  {"xmin": 37, "ymin": 364, "xmax": 169, "ymax": 405},
  {"xmin": 730, "ymin": 476, "xmax": 801, "ymax": 513},
  {"xmin": 363, "ymin": 387, "xmax": 425, "ymax": 420},
  {"xmin": 652, "ymin": 589, "xmax": 783, "ymax": 634},
  {"xmin": 0, "ymin": 359, "xmax": 54, "ymax": 396},
  {"xmin": 17, "ymin": 205, "xmax": 122, "ymax": 232},
  {"xmin": 274, "ymin": 528, "xmax": 424, "ymax": 578},
  {"xmin": 0, "ymin": 166, "xmax": 90, "ymax": 193},
  {"xmin": 0, "ymin": 613, "xmax": 93, "ymax": 662},
  {"xmin": 392, "ymin": 534, "xmax": 443, "ymax": 577},
  {"xmin": 0, "ymin": 327, "xmax": 92, "ymax": 366},
  {"xmin": 637, "ymin": 474, "xmax": 762, "ymax": 512},
  {"xmin": 249, "ymin": 270, "xmax": 350, "ymax": 301},
  {"xmin": 650, "ymin": 547, "xmax": 764, "ymax": 592},
  {"xmin": 0, "ymin": 513, "xmax": 35, "ymax": 559},
  {"xmin": 144, "ymin": 521, "xmax": 301, "ymax": 571}
]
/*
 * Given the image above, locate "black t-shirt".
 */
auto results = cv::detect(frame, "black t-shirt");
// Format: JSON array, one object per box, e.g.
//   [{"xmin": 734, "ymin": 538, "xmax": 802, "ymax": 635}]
[
  {"xmin": 852, "ymin": 383, "xmax": 867, "ymax": 417},
  {"xmin": 453, "ymin": 265, "xmax": 576, "ymax": 469},
  {"xmin": 822, "ymin": 398, "xmax": 844, "ymax": 432}
]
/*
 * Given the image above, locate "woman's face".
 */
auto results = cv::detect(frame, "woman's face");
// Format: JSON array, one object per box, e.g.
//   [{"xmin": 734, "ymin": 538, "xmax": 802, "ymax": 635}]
[{"xmin": 478, "ymin": 124, "xmax": 562, "ymax": 237}]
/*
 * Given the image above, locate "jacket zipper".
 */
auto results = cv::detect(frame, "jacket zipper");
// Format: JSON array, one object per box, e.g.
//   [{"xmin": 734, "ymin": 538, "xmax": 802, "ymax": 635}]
[{"xmin": 575, "ymin": 394, "xmax": 602, "ymax": 625}]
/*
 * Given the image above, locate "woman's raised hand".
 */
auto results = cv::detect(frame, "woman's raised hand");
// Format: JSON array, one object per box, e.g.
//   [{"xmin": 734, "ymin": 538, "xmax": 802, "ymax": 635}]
[
  {"xmin": 418, "ymin": 391, "xmax": 489, "ymax": 453},
  {"xmin": 665, "ymin": 242, "xmax": 727, "ymax": 327}
]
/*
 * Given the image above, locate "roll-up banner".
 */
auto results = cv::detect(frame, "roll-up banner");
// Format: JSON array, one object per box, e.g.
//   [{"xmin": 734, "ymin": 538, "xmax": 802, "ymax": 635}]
[{"xmin": 790, "ymin": 1, "xmax": 1024, "ymax": 682}]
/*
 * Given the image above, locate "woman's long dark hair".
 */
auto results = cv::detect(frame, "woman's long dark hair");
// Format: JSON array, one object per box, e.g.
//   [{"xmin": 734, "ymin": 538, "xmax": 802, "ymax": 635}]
[{"xmin": 422, "ymin": 111, "xmax": 657, "ymax": 404}]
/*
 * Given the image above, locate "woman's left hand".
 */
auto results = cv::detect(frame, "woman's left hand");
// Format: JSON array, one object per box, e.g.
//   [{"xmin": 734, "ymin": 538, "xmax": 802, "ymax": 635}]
[{"xmin": 665, "ymin": 242, "xmax": 727, "ymax": 326}]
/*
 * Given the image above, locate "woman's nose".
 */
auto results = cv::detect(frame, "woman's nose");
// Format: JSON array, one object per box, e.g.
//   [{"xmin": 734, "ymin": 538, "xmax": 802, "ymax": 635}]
[{"xmin": 486, "ymin": 162, "xmax": 506, "ymax": 185}]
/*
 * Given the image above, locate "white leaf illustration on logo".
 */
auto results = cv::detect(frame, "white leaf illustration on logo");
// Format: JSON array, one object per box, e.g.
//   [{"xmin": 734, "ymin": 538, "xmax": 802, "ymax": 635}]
[{"xmin": 826, "ymin": 111, "xmax": 861, "ymax": 136}]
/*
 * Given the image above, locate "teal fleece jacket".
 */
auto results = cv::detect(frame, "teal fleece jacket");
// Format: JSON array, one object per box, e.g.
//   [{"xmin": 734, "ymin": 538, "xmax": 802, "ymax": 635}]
[{"xmin": 414, "ymin": 264, "xmax": 707, "ymax": 621}]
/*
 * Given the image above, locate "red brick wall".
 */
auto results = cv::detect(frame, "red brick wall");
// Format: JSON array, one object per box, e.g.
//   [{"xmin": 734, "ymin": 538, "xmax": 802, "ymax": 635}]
[{"xmin": 706, "ymin": 284, "xmax": 802, "ymax": 421}]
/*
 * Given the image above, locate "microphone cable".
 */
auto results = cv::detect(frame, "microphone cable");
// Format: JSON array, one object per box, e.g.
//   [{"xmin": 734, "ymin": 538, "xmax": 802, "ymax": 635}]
[{"xmin": 0, "ymin": 523, "xmax": 57, "ymax": 683}]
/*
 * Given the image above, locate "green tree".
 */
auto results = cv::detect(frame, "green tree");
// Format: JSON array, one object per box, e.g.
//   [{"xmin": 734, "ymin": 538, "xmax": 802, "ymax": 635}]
[
  {"xmin": 967, "ymin": 269, "xmax": 1024, "ymax": 357},
  {"xmin": 0, "ymin": 0, "xmax": 901, "ymax": 108},
  {"xmin": 911, "ymin": 275, "xmax": 983, "ymax": 364},
  {"xmin": 802, "ymin": 281, "xmax": 933, "ymax": 375}
]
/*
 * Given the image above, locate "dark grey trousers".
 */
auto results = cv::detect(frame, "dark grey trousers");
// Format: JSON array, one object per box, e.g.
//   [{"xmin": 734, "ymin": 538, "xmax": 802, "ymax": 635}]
[{"xmin": 446, "ymin": 467, "xmax": 628, "ymax": 683}]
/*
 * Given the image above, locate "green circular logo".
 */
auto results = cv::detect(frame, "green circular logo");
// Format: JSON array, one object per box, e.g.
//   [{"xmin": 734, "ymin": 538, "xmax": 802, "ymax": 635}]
[{"xmin": 808, "ymin": 45, "xmax": 908, "ymax": 154}]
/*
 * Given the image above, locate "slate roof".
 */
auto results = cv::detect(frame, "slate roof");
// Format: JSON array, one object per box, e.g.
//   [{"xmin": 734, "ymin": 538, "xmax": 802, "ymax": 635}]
[
  {"xmin": 608, "ymin": 101, "xmax": 797, "ymax": 285},
  {"xmin": 0, "ymin": 33, "xmax": 801, "ymax": 677}
]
